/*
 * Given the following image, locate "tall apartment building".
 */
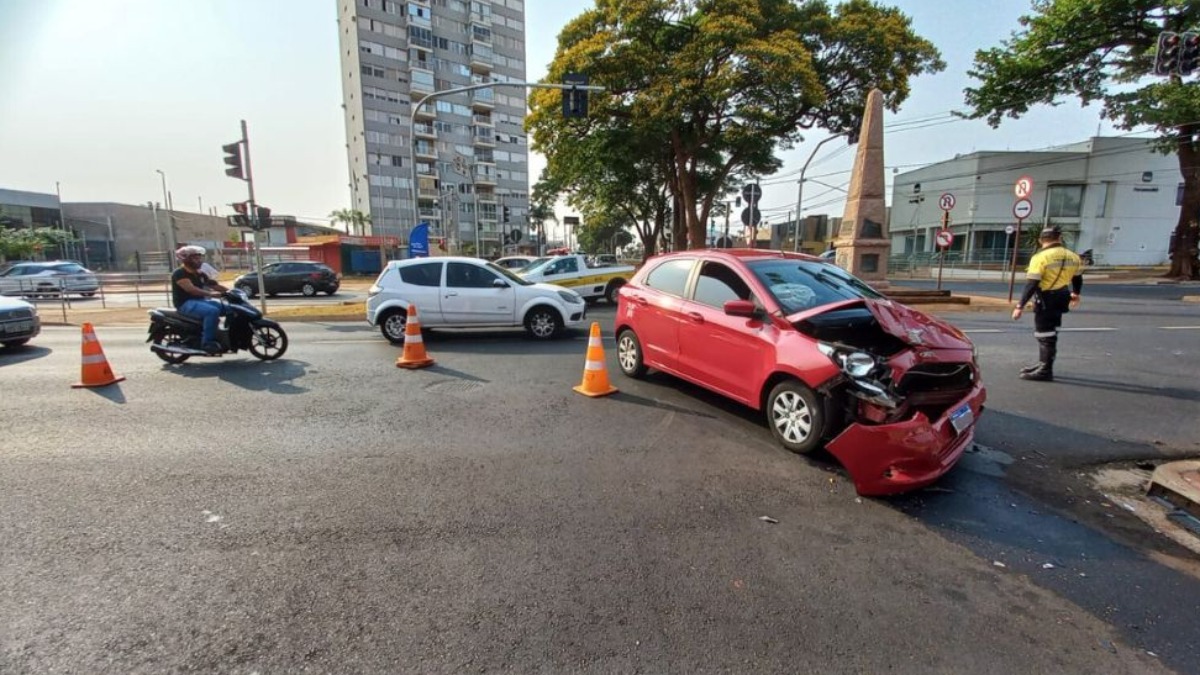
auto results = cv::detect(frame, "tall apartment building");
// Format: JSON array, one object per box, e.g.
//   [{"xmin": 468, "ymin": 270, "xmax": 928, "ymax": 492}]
[{"xmin": 337, "ymin": 0, "xmax": 530, "ymax": 255}]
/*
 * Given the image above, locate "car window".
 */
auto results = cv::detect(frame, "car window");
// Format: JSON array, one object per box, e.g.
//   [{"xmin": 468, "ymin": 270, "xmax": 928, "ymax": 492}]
[
  {"xmin": 447, "ymin": 262, "xmax": 500, "ymax": 288},
  {"xmin": 261, "ymin": 263, "xmax": 280, "ymax": 274},
  {"xmin": 748, "ymin": 259, "xmax": 884, "ymax": 314},
  {"xmin": 8, "ymin": 265, "xmax": 45, "ymax": 276},
  {"xmin": 398, "ymin": 261, "xmax": 443, "ymax": 287},
  {"xmin": 546, "ymin": 257, "xmax": 578, "ymax": 274},
  {"xmin": 54, "ymin": 263, "xmax": 88, "ymax": 274},
  {"xmin": 643, "ymin": 258, "xmax": 694, "ymax": 297},
  {"xmin": 692, "ymin": 261, "xmax": 754, "ymax": 308},
  {"xmin": 485, "ymin": 262, "xmax": 532, "ymax": 286}
]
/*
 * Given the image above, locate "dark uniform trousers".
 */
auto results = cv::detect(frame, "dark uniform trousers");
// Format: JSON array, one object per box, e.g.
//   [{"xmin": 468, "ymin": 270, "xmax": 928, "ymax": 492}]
[{"xmin": 1032, "ymin": 287, "xmax": 1072, "ymax": 373}]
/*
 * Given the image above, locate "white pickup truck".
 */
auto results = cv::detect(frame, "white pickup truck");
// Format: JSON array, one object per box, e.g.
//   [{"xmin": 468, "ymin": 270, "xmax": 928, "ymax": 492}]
[{"xmin": 518, "ymin": 254, "xmax": 636, "ymax": 304}]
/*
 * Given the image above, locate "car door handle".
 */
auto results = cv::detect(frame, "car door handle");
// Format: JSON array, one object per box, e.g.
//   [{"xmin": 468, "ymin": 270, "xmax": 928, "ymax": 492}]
[
  {"xmin": 445, "ymin": 292, "xmax": 458, "ymax": 297},
  {"xmin": 631, "ymin": 295, "xmax": 648, "ymax": 306},
  {"xmin": 686, "ymin": 311, "xmax": 704, "ymax": 323}
]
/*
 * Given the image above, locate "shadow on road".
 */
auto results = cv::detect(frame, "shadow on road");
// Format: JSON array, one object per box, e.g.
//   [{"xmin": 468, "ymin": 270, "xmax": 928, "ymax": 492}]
[
  {"xmin": 159, "ymin": 358, "xmax": 311, "ymax": 394},
  {"xmin": 1051, "ymin": 375, "xmax": 1200, "ymax": 403},
  {"xmin": 0, "ymin": 344, "xmax": 53, "ymax": 366}
]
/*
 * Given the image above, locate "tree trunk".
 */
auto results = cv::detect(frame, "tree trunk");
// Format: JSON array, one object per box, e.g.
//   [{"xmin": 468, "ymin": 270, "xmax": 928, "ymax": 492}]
[{"xmin": 1167, "ymin": 129, "xmax": 1200, "ymax": 280}]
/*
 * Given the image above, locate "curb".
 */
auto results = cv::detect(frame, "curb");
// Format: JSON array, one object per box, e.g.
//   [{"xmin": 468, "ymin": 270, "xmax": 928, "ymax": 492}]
[{"xmin": 1147, "ymin": 460, "xmax": 1200, "ymax": 520}]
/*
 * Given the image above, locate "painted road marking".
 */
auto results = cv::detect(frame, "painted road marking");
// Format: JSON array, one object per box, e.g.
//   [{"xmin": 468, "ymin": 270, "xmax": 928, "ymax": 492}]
[
  {"xmin": 963, "ymin": 329, "xmax": 1006, "ymax": 333},
  {"xmin": 1159, "ymin": 326, "xmax": 1200, "ymax": 330},
  {"xmin": 1059, "ymin": 327, "xmax": 1117, "ymax": 332}
]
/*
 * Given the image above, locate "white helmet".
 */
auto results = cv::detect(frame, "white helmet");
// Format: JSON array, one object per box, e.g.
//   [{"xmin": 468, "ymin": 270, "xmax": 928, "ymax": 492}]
[{"xmin": 175, "ymin": 245, "xmax": 206, "ymax": 262}]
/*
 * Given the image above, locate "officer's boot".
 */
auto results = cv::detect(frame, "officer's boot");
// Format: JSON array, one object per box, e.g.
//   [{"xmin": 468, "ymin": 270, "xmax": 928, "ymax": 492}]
[{"xmin": 1020, "ymin": 337, "xmax": 1056, "ymax": 381}]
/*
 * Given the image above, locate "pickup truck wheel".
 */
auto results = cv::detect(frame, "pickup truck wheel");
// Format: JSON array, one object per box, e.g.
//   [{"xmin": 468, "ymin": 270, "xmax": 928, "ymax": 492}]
[
  {"xmin": 766, "ymin": 380, "xmax": 825, "ymax": 455},
  {"xmin": 616, "ymin": 329, "xmax": 647, "ymax": 378},
  {"xmin": 605, "ymin": 280, "xmax": 625, "ymax": 304},
  {"xmin": 379, "ymin": 309, "xmax": 408, "ymax": 344},
  {"xmin": 524, "ymin": 306, "xmax": 562, "ymax": 340}
]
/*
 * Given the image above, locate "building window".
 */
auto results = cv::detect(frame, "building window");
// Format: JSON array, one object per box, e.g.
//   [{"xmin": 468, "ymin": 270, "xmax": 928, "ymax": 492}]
[{"xmin": 1046, "ymin": 184, "xmax": 1084, "ymax": 218}]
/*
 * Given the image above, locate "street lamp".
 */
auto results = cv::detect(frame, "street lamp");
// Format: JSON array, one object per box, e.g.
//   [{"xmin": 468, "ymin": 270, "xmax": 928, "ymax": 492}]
[
  {"xmin": 155, "ymin": 170, "xmax": 177, "ymax": 253},
  {"xmin": 793, "ymin": 134, "xmax": 843, "ymax": 252}
]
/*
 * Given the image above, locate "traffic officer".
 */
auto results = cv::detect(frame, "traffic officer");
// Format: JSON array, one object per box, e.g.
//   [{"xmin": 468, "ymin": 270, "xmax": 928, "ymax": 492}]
[{"xmin": 1011, "ymin": 225, "xmax": 1083, "ymax": 381}]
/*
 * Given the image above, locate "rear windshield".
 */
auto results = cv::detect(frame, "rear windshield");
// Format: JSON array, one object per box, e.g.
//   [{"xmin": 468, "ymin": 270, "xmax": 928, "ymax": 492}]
[{"xmin": 747, "ymin": 259, "xmax": 884, "ymax": 315}]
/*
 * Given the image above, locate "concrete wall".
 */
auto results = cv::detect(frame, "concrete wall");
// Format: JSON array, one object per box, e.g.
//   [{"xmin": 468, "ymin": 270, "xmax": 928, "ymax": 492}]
[{"xmin": 63, "ymin": 202, "xmax": 235, "ymax": 271}]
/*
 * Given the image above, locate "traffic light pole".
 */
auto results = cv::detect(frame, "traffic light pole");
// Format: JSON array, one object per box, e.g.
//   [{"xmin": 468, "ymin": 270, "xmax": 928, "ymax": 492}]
[
  {"xmin": 237, "ymin": 119, "xmax": 268, "ymax": 314},
  {"xmin": 408, "ymin": 81, "xmax": 604, "ymax": 255}
]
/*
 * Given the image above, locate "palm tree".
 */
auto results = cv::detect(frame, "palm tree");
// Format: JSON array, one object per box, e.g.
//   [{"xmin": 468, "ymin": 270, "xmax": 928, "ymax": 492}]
[{"xmin": 328, "ymin": 209, "xmax": 371, "ymax": 236}]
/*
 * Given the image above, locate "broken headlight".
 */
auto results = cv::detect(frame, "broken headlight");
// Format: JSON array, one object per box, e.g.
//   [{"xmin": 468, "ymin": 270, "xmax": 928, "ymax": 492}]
[{"xmin": 817, "ymin": 342, "xmax": 879, "ymax": 378}]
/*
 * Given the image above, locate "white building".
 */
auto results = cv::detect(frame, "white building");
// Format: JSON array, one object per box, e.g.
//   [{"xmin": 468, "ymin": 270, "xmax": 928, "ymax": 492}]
[
  {"xmin": 889, "ymin": 137, "xmax": 1183, "ymax": 265},
  {"xmin": 337, "ymin": 0, "xmax": 530, "ymax": 255}
]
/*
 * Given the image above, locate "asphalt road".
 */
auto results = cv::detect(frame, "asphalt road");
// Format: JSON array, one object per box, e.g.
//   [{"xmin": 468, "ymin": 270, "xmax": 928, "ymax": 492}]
[{"xmin": 1, "ymin": 292, "xmax": 1197, "ymax": 673}]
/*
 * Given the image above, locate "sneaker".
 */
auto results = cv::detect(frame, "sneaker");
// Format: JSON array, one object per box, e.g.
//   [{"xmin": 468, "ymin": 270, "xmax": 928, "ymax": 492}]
[{"xmin": 203, "ymin": 341, "xmax": 222, "ymax": 354}]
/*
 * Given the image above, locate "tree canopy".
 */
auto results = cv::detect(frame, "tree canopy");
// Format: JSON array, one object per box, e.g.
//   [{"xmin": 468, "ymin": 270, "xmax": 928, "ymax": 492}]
[
  {"xmin": 963, "ymin": 0, "xmax": 1200, "ymax": 278},
  {"xmin": 527, "ymin": 0, "xmax": 943, "ymax": 256}
]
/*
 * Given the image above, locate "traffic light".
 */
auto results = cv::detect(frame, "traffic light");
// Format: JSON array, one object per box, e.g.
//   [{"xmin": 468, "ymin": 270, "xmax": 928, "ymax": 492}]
[
  {"xmin": 223, "ymin": 142, "xmax": 245, "ymax": 179},
  {"xmin": 254, "ymin": 206, "xmax": 271, "ymax": 231},
  {"xmin": 1155, "ymin": 31, "xmax": 1181, "ymax": 76},
  {"xmin": 230, "ymin": 201, "xmax": 250, "ymax": 228},
  {"xmin": 562, "ymin": 73, "xmax": 589, "ymax": 119},
  {"xmin": 1181, "ymin": 32, "xmax": 1200, "ymax": 77},
  {"xmin": 502, "ymin": 206, "xmax": 511, "ymax": 223}
]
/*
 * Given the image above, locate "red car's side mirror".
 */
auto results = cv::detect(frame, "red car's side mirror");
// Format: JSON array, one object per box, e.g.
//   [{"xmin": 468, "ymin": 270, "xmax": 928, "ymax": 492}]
[{"xmin": 723, "ymin": 299, "xmax": 758, "ymax": 318}]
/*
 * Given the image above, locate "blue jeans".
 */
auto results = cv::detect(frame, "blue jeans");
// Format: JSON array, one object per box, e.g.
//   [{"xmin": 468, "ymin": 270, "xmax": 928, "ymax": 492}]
[{"xmin": 179, "ymin": 298, "xmax": 225, "ymax": 344}]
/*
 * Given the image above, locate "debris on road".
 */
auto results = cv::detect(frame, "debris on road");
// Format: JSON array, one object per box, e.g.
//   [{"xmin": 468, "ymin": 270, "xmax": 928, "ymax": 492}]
[
  {"xmin": 758, "ymin": 516, "xmax": 779, "ymax": 524},
  {"xmin": 993, "ymin": 561, "xmax": 1006, "ymax": 568}
]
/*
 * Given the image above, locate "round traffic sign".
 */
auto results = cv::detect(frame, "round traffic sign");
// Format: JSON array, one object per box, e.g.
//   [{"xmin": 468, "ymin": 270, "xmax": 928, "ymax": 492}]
[
  {"xmin": 1004, "ymin": 224, "xmax": 1015, "ymax": 235},
  {"xmin": 938, "ymin": 193, "xmax": 956, "ymax": 211},
  {"xmin": 1013, "ymin": 198, "xmax": 1033, "ymax": 220},
  {"xmin": 935, "ymin": 229, "xmax": 954, "ymax": 248},
  {"xmin": 741, "ymin": 184, "xmax": 762, "ymax": 204},
  {"xmin": 1014, "ymin": 176, "xmax": 1034, "ymax": 199},
  {"xmin": 740, "ymin": 207, "xmax": 762, "ymax": 227}
]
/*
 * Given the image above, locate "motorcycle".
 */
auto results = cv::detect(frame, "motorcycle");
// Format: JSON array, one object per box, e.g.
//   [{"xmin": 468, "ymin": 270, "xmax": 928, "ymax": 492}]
[{"xmin": 147, "ymin": 288, "xmax": 288, "ymax": 363}]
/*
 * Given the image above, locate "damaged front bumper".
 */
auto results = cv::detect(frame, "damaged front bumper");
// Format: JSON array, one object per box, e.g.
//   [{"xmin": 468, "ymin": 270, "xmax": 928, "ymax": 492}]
[{"xmin": 825, "ymin": 382, "xmax": 986, "ymax": 496}]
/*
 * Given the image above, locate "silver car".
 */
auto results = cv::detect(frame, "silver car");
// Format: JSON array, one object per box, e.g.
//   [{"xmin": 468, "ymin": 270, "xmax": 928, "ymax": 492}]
[{"xmin": 0, "ymin": 261, "xmax": 100, "ymax": 297}]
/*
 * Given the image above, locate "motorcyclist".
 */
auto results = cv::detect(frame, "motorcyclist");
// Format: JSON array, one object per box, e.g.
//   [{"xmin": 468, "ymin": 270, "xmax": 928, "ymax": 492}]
[{"xmin": 172, "ymin": 245, "xmax": 229, "ymax": 354}]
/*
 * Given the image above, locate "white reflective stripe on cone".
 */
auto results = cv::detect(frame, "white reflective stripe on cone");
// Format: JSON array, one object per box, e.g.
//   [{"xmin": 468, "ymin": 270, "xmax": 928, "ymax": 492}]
[
  {"xmin": 589, "ymin": 337, "xmax": 602, "ymax": 347},
  {"xmin": 406, "ymin": 335, "xmax": 424, "ymax": 344},
  {"xmin": 585, "ymin": 359, "xmax": 604, "ymax": 370},
  {"xmin": 81, "ymin": 355, "xmax": 108, "ymax": 364},
  {"xmin": 83, "ymin": 333, "xmax": 99, "ymax": 343}
]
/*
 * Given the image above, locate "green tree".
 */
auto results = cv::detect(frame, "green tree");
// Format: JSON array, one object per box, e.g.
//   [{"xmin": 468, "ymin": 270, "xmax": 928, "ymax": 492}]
[
  {"xmin": 328, "ymin": 208, "xmax": 372, "ymax": 236},
  {"xmin": 963, "ymin": 1, "xmax": 1200, "ymax": 279},
  {"xmin": 0, "ymin": 227, "xmax": 74, "ymax": 261},
  {"xmin": 527, "ymin": 0, "xmax": 943, "ymax": 251}
]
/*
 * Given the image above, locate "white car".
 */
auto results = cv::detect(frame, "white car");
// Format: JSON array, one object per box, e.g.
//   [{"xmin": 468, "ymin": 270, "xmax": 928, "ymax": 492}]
[
  {"xmin": 366, "ymin": 256, "xmax": 588, "ymax": 342},
  {"xmin": 0, "ymin": 261, "xmax": 100, "ymax": 297},
  {"xmin": 0, "ymin": 295, "xmax": 41, "ymax": 348},
  {"xmin": 492, "ymin": 255, "xmax": 538, "ymax": 271}
]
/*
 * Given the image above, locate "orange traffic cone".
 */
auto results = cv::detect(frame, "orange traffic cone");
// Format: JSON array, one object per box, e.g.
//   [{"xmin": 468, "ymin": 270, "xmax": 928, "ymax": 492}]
[
  {"xmin": 72, "ymin": 322, "xmax": 126, "ymax": 388},
  {"xmin": 395, "ymin": 304, "xmax": 435, "ymax": 369},
  {"xmin": 573, "ymin": 322, "xmax": 618, "ymax": 397}
]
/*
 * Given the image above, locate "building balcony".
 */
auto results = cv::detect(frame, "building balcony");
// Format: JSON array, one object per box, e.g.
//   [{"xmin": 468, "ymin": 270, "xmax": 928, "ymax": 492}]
[
  {"xmin": 413, "ymin": 105, "xmax": 436, "ymax": 120},
  {"xmin": 470, "ymin": 90, "xmax": 494, "ymax": 111},
  {"xmin": 473, "ymin": 125, "xmax": 495, "ymax": 146},
  {"xmin": 474, "ymin": 169, "xmax": 497, "ymax": 185},
  {"xmin": 414, "ymin": 144, "xmax": 438, "ymax": 160},
  {"xmin": 470, "ymin": 10, "xmax": 491, "ymax": 26},
  {"xmin": 472, "ymin": 113, "xmax": 493, "ymax": 126},
  {"xmin": 471, "ymin": 24, "xmax": 492, "ymax": 46},
  {"xmin": 469, "ymin": 47, "xmax": 493, "ymax": 72},
  {"xmin": 412, "ymin": 121, "xmax": 437, "ymax": 138}
]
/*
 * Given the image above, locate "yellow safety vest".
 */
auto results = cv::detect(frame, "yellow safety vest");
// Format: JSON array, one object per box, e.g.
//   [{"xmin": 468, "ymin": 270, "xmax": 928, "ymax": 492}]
[{"xmin": 1026, "ymin": 245, "xmax": 1082, "ymax": 292}]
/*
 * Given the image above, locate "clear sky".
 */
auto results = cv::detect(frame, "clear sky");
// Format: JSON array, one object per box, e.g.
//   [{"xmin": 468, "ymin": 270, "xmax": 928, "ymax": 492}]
[{"xmin": 0, "ymin": 0, "xmax": 1129, "ymax": 237}]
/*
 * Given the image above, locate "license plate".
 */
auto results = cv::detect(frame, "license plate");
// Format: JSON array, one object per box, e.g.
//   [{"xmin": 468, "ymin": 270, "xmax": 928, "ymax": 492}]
[
  {"xmin": 950, "ymin": 404, "xmax": 974, "ymax": 434},
  {"xmin": 2, "ymin": 320, "xmax": 32, "ymax": 334}
]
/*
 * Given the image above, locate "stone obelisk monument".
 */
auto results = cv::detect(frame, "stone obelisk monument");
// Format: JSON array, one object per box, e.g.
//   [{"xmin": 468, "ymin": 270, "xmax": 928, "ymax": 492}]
[{"xmin": 834, "ymin": 88, "xmax": 891, "ymax": 289}]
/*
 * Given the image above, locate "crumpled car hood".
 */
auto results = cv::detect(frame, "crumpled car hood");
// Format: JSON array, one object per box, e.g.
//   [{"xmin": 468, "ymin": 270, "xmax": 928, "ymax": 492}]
[{"xmin": 787, "ymin": 298, "xmax": 972, "ymax": 350}]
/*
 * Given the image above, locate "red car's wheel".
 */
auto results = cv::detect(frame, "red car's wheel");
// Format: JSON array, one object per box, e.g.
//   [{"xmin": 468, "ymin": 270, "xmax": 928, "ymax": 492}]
[{"xmin": 766, "ymin": 380, "xmax": 824, "ymax": 455}]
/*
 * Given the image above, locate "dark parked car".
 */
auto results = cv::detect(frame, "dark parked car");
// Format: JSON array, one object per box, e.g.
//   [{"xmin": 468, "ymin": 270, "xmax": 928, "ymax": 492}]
[{"xmin": 233, "ymin": 261, "xmax": 340, "ymax": 298}]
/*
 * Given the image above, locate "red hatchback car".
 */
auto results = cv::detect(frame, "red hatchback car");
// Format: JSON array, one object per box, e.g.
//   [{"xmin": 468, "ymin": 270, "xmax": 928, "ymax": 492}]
[{"xmin": 614, "ymin": 249, "xmax": 985, "ymax": 496}]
